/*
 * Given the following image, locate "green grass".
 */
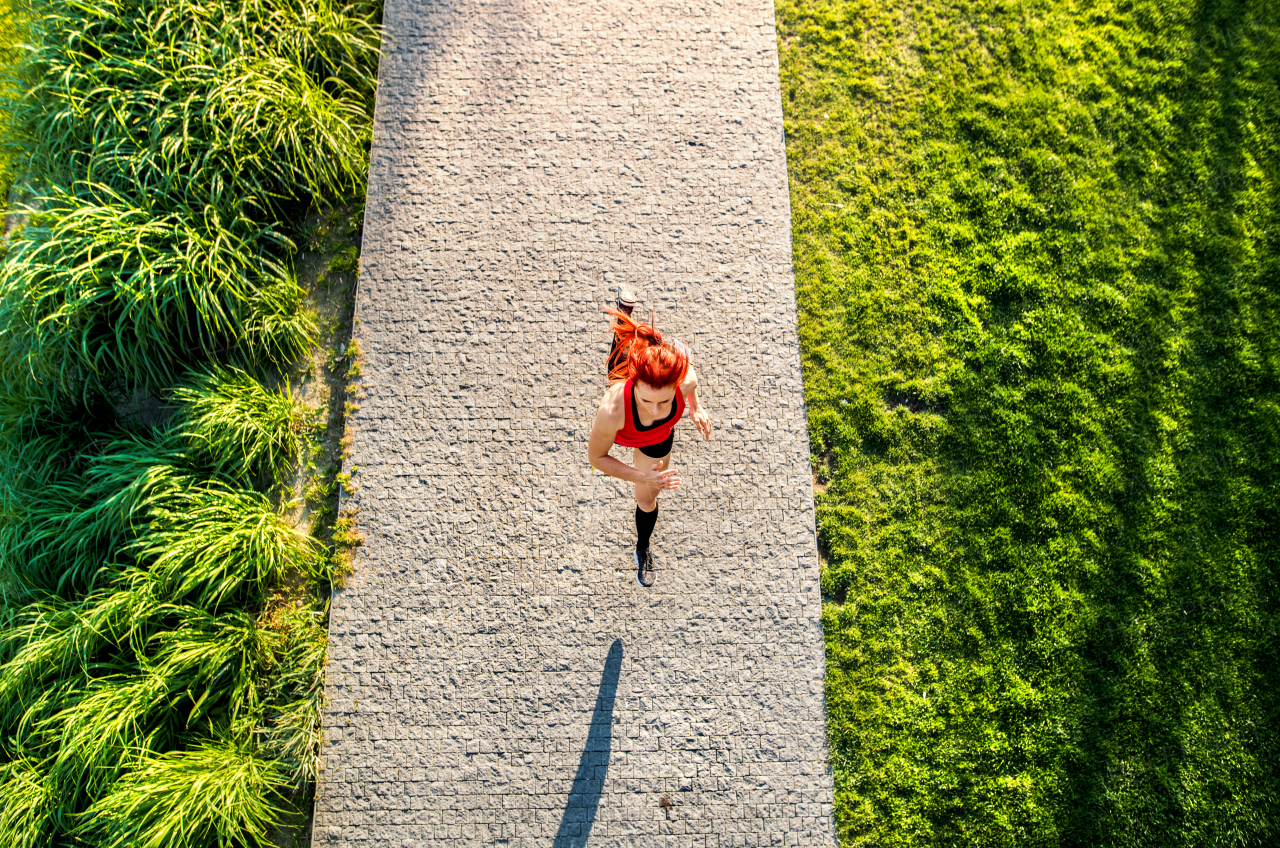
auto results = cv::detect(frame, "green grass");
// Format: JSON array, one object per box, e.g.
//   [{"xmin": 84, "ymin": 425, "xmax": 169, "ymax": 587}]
[
  {"xmin": 77, "ymin": 740, "xmax": 289, "ymax": 848},
  {"xmin": 0, "ymin": 0, "xmax": 380, "ymax": 844},
  {"xmin": 172, "ymin": 365, "xmax": 307, "ymax": 489},
  {"xmin": 0, "ymin": 376, "xmax": 332, "ymax": 842},
  {"xmin": 776, "ymin": 0, "xmax": 1279, "ymax": 844},
  {"xmin": 0, "ymin": 0, "xmax": 381, "ymax": 400},
  {"xmin": 0, "ymin": 0, "xmax": 23, "ymax": 203},
  {"xmin": 0, "ymin": 185, "xmax": 313, "ymax": 398}
]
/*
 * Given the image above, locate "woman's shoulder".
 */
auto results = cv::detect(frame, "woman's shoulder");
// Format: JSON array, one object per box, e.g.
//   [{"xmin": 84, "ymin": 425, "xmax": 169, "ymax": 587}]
[
  {"xmin": 596, "ymin": 380, "xmax": 628, "ymax": 425},
  {"xmin": 678, "ymin": 360, "xmax": 697, "ymax": 393}
]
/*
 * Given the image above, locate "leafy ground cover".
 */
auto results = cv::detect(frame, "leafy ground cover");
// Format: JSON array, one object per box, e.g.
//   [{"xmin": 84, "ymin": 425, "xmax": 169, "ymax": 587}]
[
  {"xmin": 776, "ymin": 0, "xmax": 1278, "ymax": 845},
  {"xmin": 0, "ymin": 1, "xmax": 379, "ymax": 845}
]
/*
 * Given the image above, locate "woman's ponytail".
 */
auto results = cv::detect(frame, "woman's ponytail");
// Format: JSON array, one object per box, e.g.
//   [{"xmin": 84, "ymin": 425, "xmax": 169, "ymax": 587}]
[{"xmin": 603, "ymin": 306, "xmax": 689, "ymax": 388}]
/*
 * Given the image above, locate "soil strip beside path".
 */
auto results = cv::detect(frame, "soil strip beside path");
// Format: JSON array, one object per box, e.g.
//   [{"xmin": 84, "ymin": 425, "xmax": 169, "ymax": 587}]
[{"xmin": 314, "ymin": 0, "xmax": 835, "ymax": 844}]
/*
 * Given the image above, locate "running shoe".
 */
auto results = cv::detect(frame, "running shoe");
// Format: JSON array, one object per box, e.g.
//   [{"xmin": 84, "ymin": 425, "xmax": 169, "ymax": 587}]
[
  {"xmin": 633, "ymin": 548, "xmax": 656, "ymax": 587},
  {"xmin": 616, "ymin": 286, "xmax": 637, "ymax": 316}
]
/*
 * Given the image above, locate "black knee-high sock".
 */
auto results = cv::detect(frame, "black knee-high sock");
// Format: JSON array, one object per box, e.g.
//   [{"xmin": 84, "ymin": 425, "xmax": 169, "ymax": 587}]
[{"xmin": 635, "ymin": 504, "xmax": 658, "ymax": 553}]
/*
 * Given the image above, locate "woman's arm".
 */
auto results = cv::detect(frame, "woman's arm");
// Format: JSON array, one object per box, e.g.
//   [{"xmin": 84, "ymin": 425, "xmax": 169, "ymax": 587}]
[{"xmin": 681, "ymin": 365, "xmax": 712, "ymax": 440}]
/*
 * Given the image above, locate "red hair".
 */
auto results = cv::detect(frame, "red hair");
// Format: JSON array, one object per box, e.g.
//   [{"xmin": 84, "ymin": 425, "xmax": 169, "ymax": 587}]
[{"xmin": 604, "ymin": 306, "xmax": 689, "ymax": 388}]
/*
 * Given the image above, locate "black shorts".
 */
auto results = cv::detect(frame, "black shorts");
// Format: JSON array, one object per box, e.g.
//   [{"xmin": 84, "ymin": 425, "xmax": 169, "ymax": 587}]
[{"xmin": 636, "ymin": 432, "xmax": 674, "ymax": 458}]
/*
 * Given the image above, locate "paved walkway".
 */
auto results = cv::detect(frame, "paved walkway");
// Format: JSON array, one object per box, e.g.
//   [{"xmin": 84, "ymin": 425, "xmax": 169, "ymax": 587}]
[{"xmin": 313, "ymin": 0, "xmax": 835, "ymax": 845}]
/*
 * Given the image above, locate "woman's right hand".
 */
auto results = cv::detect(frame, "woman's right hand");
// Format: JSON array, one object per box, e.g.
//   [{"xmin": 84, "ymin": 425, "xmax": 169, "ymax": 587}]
[{"xmin": 641, "ymin": 466, "xmax": 681, "ymax": 489}]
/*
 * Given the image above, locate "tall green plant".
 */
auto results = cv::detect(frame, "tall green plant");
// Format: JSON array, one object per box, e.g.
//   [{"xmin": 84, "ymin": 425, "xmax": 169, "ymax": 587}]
[
  {"xmin": 0, "ymin": 0, "xmax": 381, "ymax": 843},
  {"xmin": 256, "ymin": 604, "xmax": 328, "ymax": 792},
  {"xmin": 0, "ymin": 0, "xmax": 380, "ymax": 401},
  {"xmin": 78, "ymin": 741, "xmax": 289, "ymax": 848},
  {"xmin": 0, "ymin": 184, "xmax": 312, "ymax": 400},
  {"xmin": 133, "ymin": 486, "xmax": 321, "ymax": 609},
  {"xmin": 0, "ymin": 378, "xmax": 339, "ymax": 842},
  {"xmin": 0, "ymin": 759, "xmax": 55, "ymax": 848},
  {"xmin": 0, "ymin": 0, "xmax": 27, "ymax": 203},
  {"xmin": 0, "ymin": 420, "xmax": 196, "ymax": 595},
  {"xmin": 0, "ymin": 477, "xmax": 327, "ymax": 841},
  {"xmin": 173, "ymin": 365, "xmax": 305, "ymax": 487},
  {"xmin": 15, "ymin": 0, "xmax": 379, "ymax": 208}
]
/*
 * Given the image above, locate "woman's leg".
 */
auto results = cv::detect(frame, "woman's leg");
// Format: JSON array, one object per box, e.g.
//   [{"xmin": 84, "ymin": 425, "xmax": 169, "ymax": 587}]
[
  {"xmin": 607, "ymin": 335, "xmax": 626, "ymax": 376},
  {"xmin": 632, "ymin": 447, "xmax": 669, "ymax": 512},
  {"xmin": 630, "ymin": 447, "xmax": 669, "ymax": 586},
  {"xmin": 632, "ymin": 447, "xmax": 670, "ymax": 557}
]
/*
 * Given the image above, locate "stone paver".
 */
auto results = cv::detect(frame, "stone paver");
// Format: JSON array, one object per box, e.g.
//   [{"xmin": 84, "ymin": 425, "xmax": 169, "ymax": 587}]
[{"xmin": 313, "ymin": 0, "xmax": 835, "ymax": 844}]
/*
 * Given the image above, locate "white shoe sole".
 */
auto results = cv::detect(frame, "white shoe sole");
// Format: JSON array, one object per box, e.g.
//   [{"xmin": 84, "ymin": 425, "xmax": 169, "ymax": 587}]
[{"xmin": 633, "ymin": 550, "xmax": 655, "ymax": 587}]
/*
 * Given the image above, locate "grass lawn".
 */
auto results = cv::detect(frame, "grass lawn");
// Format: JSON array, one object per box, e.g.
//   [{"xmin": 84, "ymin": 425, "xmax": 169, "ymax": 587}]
[{"xmin": 775, "ymin": 0, "xmax": 1279, "ymax": 845}]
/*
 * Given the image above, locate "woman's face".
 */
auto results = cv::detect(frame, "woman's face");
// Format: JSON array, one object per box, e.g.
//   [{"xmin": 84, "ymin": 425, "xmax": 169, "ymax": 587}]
[{"xmin": 634, "ymin": 380, "xmax": 676, "ymax": 420}]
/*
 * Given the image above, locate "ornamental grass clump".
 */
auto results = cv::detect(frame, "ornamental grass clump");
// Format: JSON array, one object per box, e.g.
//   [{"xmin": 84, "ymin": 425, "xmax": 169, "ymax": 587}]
[
  {"xmin": 134, "ymin": 487, "xmax": 322, "ymax": 609},
  {"xmin": 0, "ymin": 401, "xmax": 338, "ymax": 842},
  {"xmin": 0, "ymin": 758, "xmax": 55, "ymax": 848},
  {"xmin": 0, "ymin": 0, "xmax": 25, "ymax": 202},
  {"xmin": 172, "ymin": 365, "xmax": 306, "ymax": 488},
  {"xmin": 0, "ymin": 0, "xmax": 381, "ymax": 402},
  {"xmin": 0, "ymin": 0, "xmax": 381, "ymax": 843},
  {"xmin": 255, "ymin": 602, "xmax": 329, "ymax": 790},
  {"xmin": 15, "ymin": 0, "xmax": 378, "ymax": 207},
  {"xmin": 77, "ymin": 740, "xmax": 289, "ymax": 848},
  {"xmin": 0, "ymin": 184, "xmax": 311, "ymax": 399}
]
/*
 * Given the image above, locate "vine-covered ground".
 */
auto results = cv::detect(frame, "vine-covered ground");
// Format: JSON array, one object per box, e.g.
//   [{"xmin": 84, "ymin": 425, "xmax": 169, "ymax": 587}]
[{"xmin": 776, "ymin": 0, "xmax": 1278, "ymax": 844}]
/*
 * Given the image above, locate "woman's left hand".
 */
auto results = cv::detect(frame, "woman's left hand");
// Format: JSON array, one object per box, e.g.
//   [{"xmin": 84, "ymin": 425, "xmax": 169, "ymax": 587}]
[{"xmin": 691, "ymin": 407, "xmax": 712, "ymax": 441}]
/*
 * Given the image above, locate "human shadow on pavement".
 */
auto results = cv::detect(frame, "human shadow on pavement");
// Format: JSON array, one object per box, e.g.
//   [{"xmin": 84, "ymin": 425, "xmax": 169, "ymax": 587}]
[{"xmin": 553, "ymin": 639, "xmax": 623, "ymax": 848}]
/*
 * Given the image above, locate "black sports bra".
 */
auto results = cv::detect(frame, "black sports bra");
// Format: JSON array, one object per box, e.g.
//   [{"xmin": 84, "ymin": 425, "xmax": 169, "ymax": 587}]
[{"xmin": 631, "ymin": 383, "xmax": 678, "ymax": 431}]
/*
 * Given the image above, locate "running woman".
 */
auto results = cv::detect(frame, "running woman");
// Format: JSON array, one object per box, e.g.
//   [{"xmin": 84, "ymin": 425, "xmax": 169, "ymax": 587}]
[{"xmin": 588, "ymin": 294, "xmax": 712, "ymax": 586}]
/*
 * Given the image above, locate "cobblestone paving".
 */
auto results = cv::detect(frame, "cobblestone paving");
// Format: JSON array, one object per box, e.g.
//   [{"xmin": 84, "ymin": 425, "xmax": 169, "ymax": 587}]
[{"xmin": 313, "ymin": 0, "xmax": 835, "ymax": 844}]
